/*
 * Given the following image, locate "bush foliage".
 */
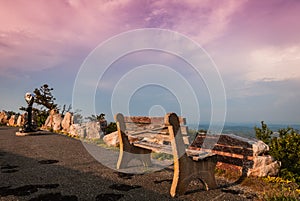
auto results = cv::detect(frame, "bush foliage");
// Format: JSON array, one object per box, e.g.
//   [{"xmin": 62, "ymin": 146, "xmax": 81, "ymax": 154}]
[
  {"xmin": 106, "ymin": 122, "xmax": 117, "ymax": 134},
  {"xmin": 255, "ymin": 121, "xmax": 300, "ymax": 184}
]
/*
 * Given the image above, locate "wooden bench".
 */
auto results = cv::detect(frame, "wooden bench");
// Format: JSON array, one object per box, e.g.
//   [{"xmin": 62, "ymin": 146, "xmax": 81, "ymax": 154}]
[
  {"xmin": 189, "ymin": 133, "xmax": 256, "ymax": 178},
  {"xmin": 115, "ymin": 113, "xmax": 218, "ymax": 197}
]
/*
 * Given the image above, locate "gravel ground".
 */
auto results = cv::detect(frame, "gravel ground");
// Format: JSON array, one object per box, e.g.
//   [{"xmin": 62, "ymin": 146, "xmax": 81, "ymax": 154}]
[{"xmin": 0, "ymin": 127, "xmax": 256, "ymax": 201}]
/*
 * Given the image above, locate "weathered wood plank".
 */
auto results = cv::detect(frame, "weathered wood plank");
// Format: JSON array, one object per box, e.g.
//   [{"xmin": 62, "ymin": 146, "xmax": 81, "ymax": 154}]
[
  {"xmin": 190, "ymin": 134, "xmax": 253, "ymax": 149},
  {"xmin": 124, "ymin": 116, "xmax": 163, "ymax": 124},
  {"xmin": 141, "ymin": 127, "xmax": 186, "ymax": 135},
  {"xmin": 131, "ymin": 133, "xmax": 171, "ymax": 144},
  {"xmin": 189, "ymin": 144, "xmax": 253, "ymax": 156},
  {"xmin": 128, "ymin": 126, "xmax": 167, "ymax": 135},
  {"xmin": 129, "ymin": 132, "xmax": 190, "ymax": 145},
  {"xmin": 182, "ymin": 136, "xmax": 190, "ymax": 145},
  {"xmin": 216, "ymin": 155, "xmax": 254, "ymax": 167},
  {"xmin": 181, "ymin": 126, "xmax": 188, "ymax": 135},
  {"xmin": 133, "ymin": 141, "xmax": 173, "ymax": 155},
  {"xmin": 124, "ymin": 116, "xmax": 186, "ymax": 125},
  {"xmin": 188, "ymin": 147, "xmax": 253, "ymax": 161},
  {"xmin": 192, "ymin": 152, "xmax": 216, "ymax": 161}
]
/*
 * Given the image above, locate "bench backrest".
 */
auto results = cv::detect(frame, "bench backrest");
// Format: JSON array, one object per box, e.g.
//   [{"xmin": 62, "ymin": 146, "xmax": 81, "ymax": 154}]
[
  {"xmin": 189, "ymin": 134, "xmax": 254, "ymax": 168},
  {"xmin": 115, "ymin": 113, "xmax": 190, "ymax": 145}
]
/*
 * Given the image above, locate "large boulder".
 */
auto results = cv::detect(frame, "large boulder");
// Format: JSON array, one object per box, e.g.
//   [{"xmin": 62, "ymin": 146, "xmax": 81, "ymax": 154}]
[
  {"xmin": 85, "ymin": 122, "xmax": 101, "ymax": 139},
  {"xmin": 16, "ymin": 114, "xmax": 25, "ymax": 127},
  {"xmin": 252, "ymin": 140, "xmax": 269, "ymax": 156},
  {"xmin": 69, "ymin": 122, "xmax": 101, "ymax": 139},
  {"xmin": 42, "ymin": 109, "xmax": 62, "ymax": 131},
  {"xmin": 103, "ymin": 131, "xmax": 119, "ymax": 147},
  {"xmin": 248, "ymin": 156, "xmax": 281, "ymax": 177},
  {"xmin": 0, "ymin": 111, "xmax": 8, "ymax": 125},
  {"xmin": 43, "ymin": 115, "xmax": 52, "ymax": 129},
  {"xmin": 52, "ymin": 114, "xmax": 62, "ymax": 131},
  {"xmin": 61, "ymin": 112, "xmax": 73, "ymax": 132},
  {"xmin": 69, "ymin": 124, "xmax": 83, "ymax": 138},
  {"xmin": 42, "ymin": 109, "xmax": 55, "ymax": 130},
  {"xmin": 8, "ymin": 115, "xmax": 16, "ymax": 126}
]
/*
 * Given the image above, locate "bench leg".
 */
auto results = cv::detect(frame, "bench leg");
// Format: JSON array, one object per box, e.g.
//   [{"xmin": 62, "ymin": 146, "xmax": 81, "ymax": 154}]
[
  {"xmin": 117, "ymin": 146, "xmax": 152, "ymax": 169},
  {"xmin": 117, "ymin": 147, "xmax": 130, "ymax": 169},
  {"xmin": 170, "ymin": 154, "xmax": 218, "ymax": 197},
  {"xmin": 117, "ymin": 132, "xmax": 152, "ymax": 169}
]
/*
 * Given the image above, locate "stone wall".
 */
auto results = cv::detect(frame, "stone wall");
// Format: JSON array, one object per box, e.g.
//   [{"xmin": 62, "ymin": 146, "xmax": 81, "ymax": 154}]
[
  {"xmin": 41, "ymin": 109, "xmax": 102, "ymax": 139},
  {"xmin": 0, "ymin": 111, "xmax": 25, "ymax": 127}
]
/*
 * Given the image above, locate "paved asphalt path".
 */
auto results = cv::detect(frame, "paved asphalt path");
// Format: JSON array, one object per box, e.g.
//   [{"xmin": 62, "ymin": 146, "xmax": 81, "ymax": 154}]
[{"xmin": 0, "ymin": 127, "xmax": 253, "ymax": 201}]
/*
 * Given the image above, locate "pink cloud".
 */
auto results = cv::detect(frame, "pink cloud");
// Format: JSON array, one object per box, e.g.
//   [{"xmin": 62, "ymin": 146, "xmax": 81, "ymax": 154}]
[
  {"xmin": 1, "ymin": 0, "xmax": 299, "ymax": 82},
  {"xmin": 0, "ymin": 0, "xmax": 141, "ymax": 73},
  {"xmin": 143, "ymin": 0, "xmax": 247, "ymax": 44},
  {"xmin": 222, "ymin": 0, "xmax": 300, "ymax": 47},
  {"xmin": 204, "ymin": 0, "xmax": 300, "ymax": 88}
]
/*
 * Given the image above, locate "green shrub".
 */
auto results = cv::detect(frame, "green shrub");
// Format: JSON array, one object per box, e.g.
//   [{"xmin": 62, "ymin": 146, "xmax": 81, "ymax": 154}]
[
  {"xmin": 264, "ymin": 195, "xmax": 299, "ymax": 201},
  {"xmin": 106, "ymin": 122, "xmax": 117, "ymax": 134},
  {"xmin": 34, "ymin": 109, "xmax": 48, "ymax": 127},
  {"xmin": 255, "ymin": 122, "xmax": 300, "ymax": 184},
  {"xmin": 255, "ymin": 121, "xmax": 273, "ymax": 145},
  {"xmin": 269, "ymin": 128, "xmax": 300, "ymax": 183}
]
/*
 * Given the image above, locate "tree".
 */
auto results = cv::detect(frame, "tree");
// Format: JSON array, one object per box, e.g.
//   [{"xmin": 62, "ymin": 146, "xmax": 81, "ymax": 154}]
[
  {"xmin": 60, "ymin": 104, "xmax": 72, "ymax": 116},
  {"xmin": 6, "ymin": 111, "xmax": 19, "ymax": 118},
  {"xmin": 85, "ymin": 113, "xmax": 106, "ymax": 122},
  {"xmin": 30, "ymin": 84, "xmax": 58, "ymax": 127},
  {"xmin": 73, "ymin": 109, "xmax": 83, "ymax": 124},
  {"xmin": 19, "ymin": 84, "xmax": 58, "ymax": 127},
  {"xmin": 255, "ymin": 121, "xmax": 273, "ymax": 145},
  {"xmin": 98, "ymin": 113, "xmax": 105, "ymax": 121},
  {"xmin": 106, "ymin": 122, "xmax": 117, "ymax": 134},
  {"xmin": 85, "ymin": 115, "xmax": 98, "ymax": 122},
  {"xmin": 33, "ymin": 84, "xmax": 57, "ymax": 110}
]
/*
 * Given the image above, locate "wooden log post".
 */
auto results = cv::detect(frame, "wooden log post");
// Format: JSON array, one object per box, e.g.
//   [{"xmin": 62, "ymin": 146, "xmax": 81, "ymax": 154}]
[{"xmin": 115, "ymin": 113, "xmax": 152, "ymax": 169}]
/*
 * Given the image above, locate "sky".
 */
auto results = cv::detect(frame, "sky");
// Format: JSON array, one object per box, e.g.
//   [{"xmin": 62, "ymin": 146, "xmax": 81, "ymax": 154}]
[{"xmin": 0, "ymin": 0, "xmax": 300, "ymax": 125}]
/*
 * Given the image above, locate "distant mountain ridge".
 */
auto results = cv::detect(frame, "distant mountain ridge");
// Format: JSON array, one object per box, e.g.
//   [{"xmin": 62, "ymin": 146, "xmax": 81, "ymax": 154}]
[{"xmin": 188, "ymin": 123, "xmax": 300, "ymax": 138}]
